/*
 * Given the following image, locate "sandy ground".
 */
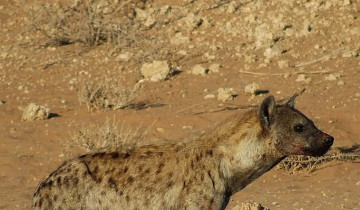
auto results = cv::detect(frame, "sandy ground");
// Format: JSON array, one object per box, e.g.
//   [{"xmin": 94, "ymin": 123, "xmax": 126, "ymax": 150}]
[{"xmin": 1, "ymin": 0, "xmax": 360, "ymax": 209}]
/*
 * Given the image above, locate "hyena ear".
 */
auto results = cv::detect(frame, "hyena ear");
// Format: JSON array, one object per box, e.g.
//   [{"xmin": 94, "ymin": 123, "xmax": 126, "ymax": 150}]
[
  {"xmin": 285, "ymin": 93, "xmax": 298, "ymax": 108},
  {"xmin": 258, "ymin": 96, "xmax": 276, "ymax": 129}
]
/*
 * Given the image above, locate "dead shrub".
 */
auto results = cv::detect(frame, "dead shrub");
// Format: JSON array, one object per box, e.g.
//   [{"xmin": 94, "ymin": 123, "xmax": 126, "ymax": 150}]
[
  {"xmin": 28, "ymin": 0, "xmax": 146, "ymax": 46},
  {"xmin": 28, "ymin": 0, "xmax": 184, "ymax": 70},
  {"xmin": 277, "ymin": 152, "xmax": 360, "ymax": 173},
  {"xmin": 71, "ymin": 118, "xmax": 150, "ymax": 152},
  {"xmin": 76, "ymin": 77, "xmax": 139, "ymax": 112}
]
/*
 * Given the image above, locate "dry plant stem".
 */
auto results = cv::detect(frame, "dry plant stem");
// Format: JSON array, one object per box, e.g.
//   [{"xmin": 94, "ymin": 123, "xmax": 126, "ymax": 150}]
[
  {"xmin": 70, "ymin": 118, "xmax": 154, "ymax": 152},
  {"xmin": 238, "ymin": 71, "xmax": 284, "ymax": 76},
  {"xmin": 294, "ymin": 48, "xmax": 345, "ymax": 68},
  {"xmin": 238, "ymin": 70, "xmax": 332, "ymax": 76},
  {"xmin": 193, "ymin": 105, "xmax": 256, "ymax": 115},
  {"xmin": 176, "ymin": 102, "xmax": 212, "ymax": 113},
  {"xmin": 278, "ymin": 153, "xmax": 360, "ymax": 173},
  {"xmin": 194, "ymin": 90, "xmax": 305, "ymax": 115}
]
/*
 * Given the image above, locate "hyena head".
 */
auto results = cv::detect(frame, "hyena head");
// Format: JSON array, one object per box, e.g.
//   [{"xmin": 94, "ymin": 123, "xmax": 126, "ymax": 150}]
[{"xmin": 258, "ymin": 94, "xmax": 334, "ymax": 157}]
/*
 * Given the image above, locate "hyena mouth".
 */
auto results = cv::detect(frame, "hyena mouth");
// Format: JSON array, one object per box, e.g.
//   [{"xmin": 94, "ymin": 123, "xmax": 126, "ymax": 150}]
[
  {"xmin": 303, "ymin": 135, "xmax": 334, "ymax": 157},
  {"xmin": 303, "ymin": 144, "xmax": 333, "ymax": 157}
]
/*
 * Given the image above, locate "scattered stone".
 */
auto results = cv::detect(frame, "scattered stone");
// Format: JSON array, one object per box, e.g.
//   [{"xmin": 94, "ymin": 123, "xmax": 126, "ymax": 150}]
[
  {"xmin": 204, "ymin": 94, "xmax": 215, "ymax": 99},
  {"xmin": 116, "ymin": 52, "xmax": 132, "ymax": 62},
  {"xmin": 263, "ymin": 46, "xmax": 280, "ymax": 58},
  {"xmin": 141, "ymin": 60, "xmax": 170, "ymax": 82},
  {"xmin": 278, "ymin": 60, "xmax": 289, "ymax": 68},
  {"xmin": 342, "ymin": 49, "xmax": 354, "ymax": 58},
  {"xmin": 182, "ymin": 125, "xmax": 193, "ymax": 130},
  {"xmin": 182, "ymin": 13, "xmax": 202, "ymax": 31},
  {"xmin": 170, "ymin": 33, "xmax": 190, "ymax": 45},
  {"xmin": 209, "ymin": 63, "xmax": 221, "ymax": 73},
  {"xmin": 337, "ymin": 80, "xmax": 345, "ymax": 86},
  {"xmin": 135, "ymin": 8, "xmax": 148, "ymax": 19},
  {"xmin": 135, "ymin": 8, "xmax": 156, "ymax": 28},
  {"xmin": 191, "ymin": 64, "xmax": 208, "ymax": 76},
  {"xmin": 227, "ymin": 1, "xmax": 238, "ymax": 14},
  {"xmin": 232, "ymin": 201, "xmax": 269, "ymax": 210},
  {"xmin": 343, "ymin": 0, "xmax": 352, "ymax": 6},
  {"xmin": 22, "ymin": 103, "xmax": 50, "ymax": 121},
  {"xmin": 296, "ymin": 74, "xmax": 311, "ymax": 84},
  {"xmin": 217, "ymin": 88, "xmax": 237, "ymax": 102},
  {"xmin": 325, "ymin": 73, "xmax": 341, "ymax": 81},
  {"xmin": 244, "ymin": 82, "xmax": 260, "ymax": 95},
  {"xmin": 156, "ymin": 128, "xmax": 165, "ymax": 133},
  {"xmin": 144, "ymin": 16, "xmax": 156, "ymax": 28},
  {"xmin": 177, "ymin": 50, "xmax": 187, "ymax": 55},
  {"xmin": 283, "ymin": 73, "xmax": 291, "ymax": 79}
]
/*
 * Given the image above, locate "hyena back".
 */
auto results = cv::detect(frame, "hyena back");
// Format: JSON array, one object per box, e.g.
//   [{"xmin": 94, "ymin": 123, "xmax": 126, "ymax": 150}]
[{"xmin": 33, "ymin": 95, "xmax": 334, "ymax": 209}]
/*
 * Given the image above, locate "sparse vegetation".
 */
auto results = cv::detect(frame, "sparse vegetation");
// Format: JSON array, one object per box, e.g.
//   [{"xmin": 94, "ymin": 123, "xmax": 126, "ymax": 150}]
[
  {"xmin": 2, "ymin": 0, "xmax": 360, "ymax": 208},
  {"xmin": 277, "ymin": 151, "xmax": 360, "ymax": 173},
  {"xmin": 28, "ymin": 0, "xmax": 144, "ymax": 46},
  {"xmin": 70, "ymin": 118, "xmax": 150, "ymax": 152},
  {"xmin": 28, "ymin": 0, "xmax": 175, "ymax": 65},
  {"xmin": 76, "ymin": 77, "xmax": 139, "ymax": 111}
]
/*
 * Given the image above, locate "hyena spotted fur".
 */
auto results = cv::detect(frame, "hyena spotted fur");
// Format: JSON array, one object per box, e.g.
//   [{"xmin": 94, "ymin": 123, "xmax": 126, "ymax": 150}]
[{"xmin": 33, "ymin": 95, "xmax": 334, "ymax": 209}]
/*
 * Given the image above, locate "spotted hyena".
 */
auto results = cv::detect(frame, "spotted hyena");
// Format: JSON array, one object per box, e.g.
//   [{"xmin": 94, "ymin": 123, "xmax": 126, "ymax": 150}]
[{"xmin": 32, "ymin": 95, "xmax": 334, "ymax": 209}]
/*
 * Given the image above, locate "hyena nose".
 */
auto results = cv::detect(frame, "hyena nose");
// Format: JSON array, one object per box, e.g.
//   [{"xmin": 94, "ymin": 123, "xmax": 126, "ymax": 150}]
[{"xmin": 323, "ymin": 136, "xmax": 334, "ymax": 146}]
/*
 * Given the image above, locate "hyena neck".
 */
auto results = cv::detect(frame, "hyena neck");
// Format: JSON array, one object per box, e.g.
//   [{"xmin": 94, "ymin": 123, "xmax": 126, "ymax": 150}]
[{"xmin": 215, "ymin": 115, "xmax": 284, "ymax": 194}]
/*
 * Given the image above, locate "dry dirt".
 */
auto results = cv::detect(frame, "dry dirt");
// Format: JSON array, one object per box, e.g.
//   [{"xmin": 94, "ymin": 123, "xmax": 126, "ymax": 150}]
[{"xmin": 1, "ymin": 0, "xmax": 360, "ymax": 209}]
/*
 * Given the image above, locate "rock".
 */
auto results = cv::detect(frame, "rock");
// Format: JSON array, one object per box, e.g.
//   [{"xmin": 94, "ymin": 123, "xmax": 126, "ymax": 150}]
[
  {"xmin": 232, "ymin": 201, "xmax": 269, "ymax": 210},
  {"xmin": 337, "ymin": 80, "xmax": 345, "ymax": 85},
  {"xmin": 204, "ymin": 94, "xmax": 215, "ymax": 99},
  {"xmin": 343, "ymin": 0, "xmax": 352, "ymax": 5},
  {"xmin": 191, "ymin": 64, "xmax": 208, "ymax": 76},
  {"xmin": 209, "ymin": 63, "xmax": 221, "ymax": 73},
  {"xmin": 22, "ymin": 103, "xmax": 50, "ymax": 121},
  {"xmin": 182, "ymin": 13, "xmax": 202, "ymax": 31},
  {"xmin": 227, "ymin": 1, "xmax": 238, "ymax": 14},
  {"xmin": 218, "ymin": 88, "xmax": 237, "ymax": 102},
  {"xmin": 244, "ymin": 82, "xmax": 260, "ymax": 95},
  {"xmin": 116, "ymin": 52, "xmax": 132, "ymax": 62},
  {"xmin": 141, "ymin": 60, "xmax": 170, "ymax": 82},
  {"xmin": 170, "ymin": 33, "xmax": 190, "ymax": 45},
  {"xmin": 264, "ymin": 46, "xmax": 280, "ymax": 59},
  {"xmin": 277, "ymin": 60, "xmax": 289, "ymax": 68},
  {"xmin": 156, "ymin": 128, "xmax": 165, "ymax": 133},
  {"xmin": 182, "ymin": 125, "xmax": 193, "ymax": 130},
  {"xmin": 135, "ymin": 8, "xmax": 148, "ymax": 19},
  {"xmin": 144, "ymin": 16, "xmax": 156, "ymax": 28},
  {"xmin": 325, "ymin": 73, "xmax": 340, "ymax": 81},
  {"xmin": 135, "ymin": 8, "xmax": 156, "ymax": 28},
  {"xmin": 177, "ymin": 50, "xmax": 187, "ymax": 55},
  {"xmin": 0, "ymin": 100, "xmax": 5, "ymax": 105},
  {"xmin": 296, "ymin": 74, "xmax": 311, "ymax": 84}
]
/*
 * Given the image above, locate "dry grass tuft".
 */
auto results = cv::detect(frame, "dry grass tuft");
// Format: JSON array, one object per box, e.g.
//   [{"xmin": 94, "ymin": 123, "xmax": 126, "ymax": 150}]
[
  {"xmin": 28, "ymin": 0, "xmax": 145, "ymax": 46},
  {"xmin": 277, "ymin": 151, "xmax": 360, "ymax": 173},
  {"xmin": 70, "ymin": 118, "xmax": 151, "ymax": 152},
  {"xmin": 76, "ymin": 77, "xmax": 139, "ymax": 112}
]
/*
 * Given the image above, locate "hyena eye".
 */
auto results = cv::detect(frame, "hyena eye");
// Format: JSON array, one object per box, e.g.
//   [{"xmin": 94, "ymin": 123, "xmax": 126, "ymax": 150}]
[{"xmin": 294, "ymin": 124, "xmax": 304, "ymax": 133}]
